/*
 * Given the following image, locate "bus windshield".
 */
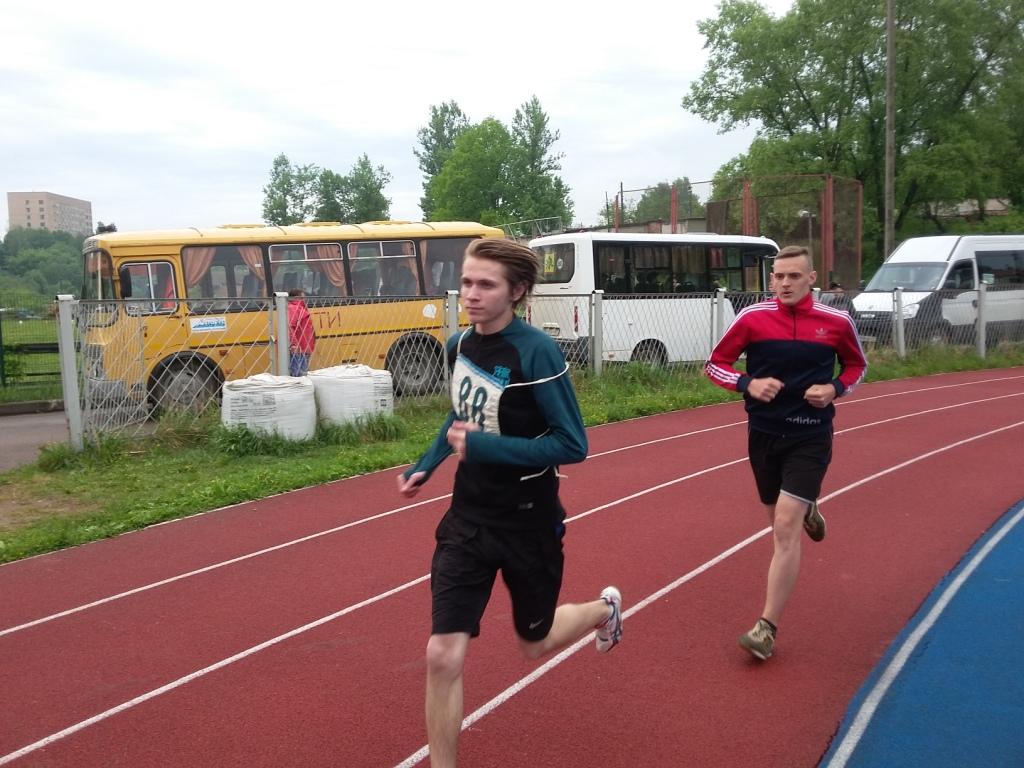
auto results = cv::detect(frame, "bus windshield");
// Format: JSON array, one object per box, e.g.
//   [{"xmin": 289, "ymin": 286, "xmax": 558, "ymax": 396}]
[
  {"xmin": 864, "ymin": 262, "xmax": 946, "ymax": 292},
  {"xmin": 82, "ymin": 250, "xmax": 115, "ymax": 300}
]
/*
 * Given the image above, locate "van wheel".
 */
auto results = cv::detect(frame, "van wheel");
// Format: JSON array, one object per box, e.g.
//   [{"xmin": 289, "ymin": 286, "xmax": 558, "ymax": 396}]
[
  {"xmin": 151, "ymin": 362, "xmax": 219, "ymax": 414},
  {"xmin": 388, "ymin": 337, "xmax": 443, "ymax": 396},
  {"xmin": 631, "ymin": 340, "xmax": 667, "ymax": 366}
]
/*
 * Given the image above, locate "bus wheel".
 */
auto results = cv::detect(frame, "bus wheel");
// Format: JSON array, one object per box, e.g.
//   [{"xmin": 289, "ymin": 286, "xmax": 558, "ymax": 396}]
[
  {"xmin": 388, "ymin": 337, "xmax": 443, "ymax": 396},
  {"xmin": 152, "ymin": 362, "xmax": 219, "ymax": 415},
  {"xmin": 631, "ymin": 340, "xmax": 667, "ymax": 366}
]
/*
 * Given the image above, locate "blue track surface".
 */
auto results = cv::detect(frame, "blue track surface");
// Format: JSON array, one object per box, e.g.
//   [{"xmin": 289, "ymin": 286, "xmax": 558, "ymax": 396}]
[{"xmin": 822, "ymin": 498, "xmax": 1024, "ymax": 767}]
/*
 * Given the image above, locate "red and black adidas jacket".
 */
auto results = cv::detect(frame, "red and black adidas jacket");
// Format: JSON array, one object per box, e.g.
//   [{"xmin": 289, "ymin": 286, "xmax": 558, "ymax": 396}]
[{"xmin": 705, "ymin": 293, "xmax": 867, "ymax": 435}]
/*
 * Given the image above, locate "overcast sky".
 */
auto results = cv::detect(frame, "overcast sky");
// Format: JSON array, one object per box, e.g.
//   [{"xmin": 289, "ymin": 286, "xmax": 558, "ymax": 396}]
[{"xmin": 1, "ymin": 0, "xmax": 794, "ymax": 234}]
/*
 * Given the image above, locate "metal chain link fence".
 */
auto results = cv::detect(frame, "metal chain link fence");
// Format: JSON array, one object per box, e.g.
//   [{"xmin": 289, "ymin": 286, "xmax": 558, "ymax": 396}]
[
  {"xmin": 0, "ymin": 292, "xmax": 60, "ymax": 393},
  {"xmin": 58, "ymin": 292, "xmax": 466, "ymax": 445},
  {"xmin": 55, "ymin": 286, "xmax": 1024, "ymax": 446}
]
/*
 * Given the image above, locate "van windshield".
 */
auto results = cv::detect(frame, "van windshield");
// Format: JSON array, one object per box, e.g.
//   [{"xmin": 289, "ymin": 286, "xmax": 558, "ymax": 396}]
[{"xmin": 863, "ymin": 262, "xmax": 946, "ymax": 291}]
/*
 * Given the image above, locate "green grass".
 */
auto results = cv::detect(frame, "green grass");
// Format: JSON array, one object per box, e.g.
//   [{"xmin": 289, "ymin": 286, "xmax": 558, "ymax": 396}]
[
  {"xmin": 1, "ymin": 317, "xmax": 58, "ymax": 345},
  {"xmin": 1, "ymin": 344, "xmax": 1022, "ymax": 564},
  {"xmin": 0, "ymin": 381, "xmax": 63, "ymax": 404}
]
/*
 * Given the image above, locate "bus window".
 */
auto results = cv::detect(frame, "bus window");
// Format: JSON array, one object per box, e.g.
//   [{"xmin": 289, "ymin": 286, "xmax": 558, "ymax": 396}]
[
  {"xmin": 633, "ymin": 246, "xmax": 671, "ymax": 294},
  {"xmin": 83, "ymin": 250, "xmax": 116, "ymax": 300},
  {"xmin": 122, "ymin": 262, "xmax": 176, "ymax": 315},
  {"xmin": 420, "ymin": 237, "xmax": 474, "ymax": 294},
  {"xmin": 380, "ymin": 241, "xmax": 419, "ymax": 296},
  {"xmin": 269, "ymin": 243, "xmax": 343, "ymax": 300},
  {"xmin": 348, "ymin": 242, "xmax": 382, "ymax": 297},
  {"xmin": 307, "ymin": 243, "xmax": 346, "ymax": 298},
  {"xmin": 671, "ymin": 245, "xmax": 709, "ymax": 291},
  {"xmin": 184, "ymin": 245, "xmax": 266, "ymax": 313},
  {"xmin": 536, "ymin": 243, "xmax": 575, "ymax": 283},
  {"xmin": 595, "ymin": 244, "xmax": 628, "ymax": 293}
]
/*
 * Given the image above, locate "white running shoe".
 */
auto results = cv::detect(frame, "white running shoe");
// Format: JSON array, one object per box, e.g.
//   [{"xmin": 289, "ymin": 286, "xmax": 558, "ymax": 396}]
[{"xmin": 595, "ymin": 586, "xmax": 623, "ymax": 653}]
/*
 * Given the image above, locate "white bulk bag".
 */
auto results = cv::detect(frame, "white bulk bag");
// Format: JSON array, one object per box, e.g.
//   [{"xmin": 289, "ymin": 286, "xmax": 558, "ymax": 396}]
[
  {"xmin": 309, "ymin": 365, "xmax": 394, "ymax": 426},
  {"xmin": 221, "ymin": 373, "xmax": 317, "ymax": 441}
]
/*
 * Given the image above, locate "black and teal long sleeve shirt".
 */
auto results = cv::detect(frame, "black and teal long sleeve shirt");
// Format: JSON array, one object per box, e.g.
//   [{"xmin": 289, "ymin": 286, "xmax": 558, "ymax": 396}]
[{"xmin": 405, "ymin": 317, "xmax": 588, "ymax": 530}]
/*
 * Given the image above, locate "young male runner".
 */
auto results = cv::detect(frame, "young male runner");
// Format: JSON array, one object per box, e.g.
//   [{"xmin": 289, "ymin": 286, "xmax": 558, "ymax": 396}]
[
  {"xmin": 705, "ymin": 245, "xmax": 867, "ymax": 660},
  {"xmin": 397, "ymin": 238, "xmax": 623, "ymax": 767}
]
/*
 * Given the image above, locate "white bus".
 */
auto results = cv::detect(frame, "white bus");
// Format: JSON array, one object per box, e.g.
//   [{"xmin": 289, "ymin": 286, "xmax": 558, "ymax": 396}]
[{"xmin": 527, "ymin": 231, "xmax": 779, "ymax": 365}]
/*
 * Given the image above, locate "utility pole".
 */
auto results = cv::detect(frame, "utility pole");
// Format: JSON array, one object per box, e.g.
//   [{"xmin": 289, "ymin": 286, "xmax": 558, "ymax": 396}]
[{"xmin": 884, "ymin": 0, "xmax": 896, "ymax": 258}]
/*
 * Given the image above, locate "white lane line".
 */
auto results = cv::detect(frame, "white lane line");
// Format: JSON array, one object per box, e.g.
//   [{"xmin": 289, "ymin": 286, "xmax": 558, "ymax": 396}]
[
  {"xmin": 0, "ymin": 494, "xmax": 450, "ymax": 639},
  {"xmin": 0, "ymin": 573, "xmax": 431, "ymax": 767},
  {"xmin": 5, "ymin": 422, "xmax": 1020, "ymax": 767},
  {"xmin": 391, "ymin": 421, "xmax": 1024, "ymax": 768},
  {"xmin": 3, "ymin": 392, "xmax": 1019, "ymax": 637},
  {"xmin": 824, "ymin": 501, "xmax": 1024, "ymax": 768},
  {"xmin": 838, "ymin": 372, "xmax": 1024, "ymax": 407}
]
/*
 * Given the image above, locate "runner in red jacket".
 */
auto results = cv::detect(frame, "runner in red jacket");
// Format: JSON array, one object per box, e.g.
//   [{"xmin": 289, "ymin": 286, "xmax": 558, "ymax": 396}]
[{"xmin": 705, "ymin": 245, "xmax": 867, "ymax": 660}]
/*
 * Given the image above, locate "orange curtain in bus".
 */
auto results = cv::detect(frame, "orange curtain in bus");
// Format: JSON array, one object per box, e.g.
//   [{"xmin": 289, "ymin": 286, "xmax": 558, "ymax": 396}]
[
  {"xmin": 310, "ymin": 244, "xmax": 347, "ymax": 293},
  {"xmin": 418, "ymin": 241, "xmax": 433, "ymax": 292},
  {"xmin": 238, "ymin": 246, "xmax": 265, "ymax": 283},
  {"xmin": 183, "ymin": 247, "xmax": 216, "ymax": 288}
]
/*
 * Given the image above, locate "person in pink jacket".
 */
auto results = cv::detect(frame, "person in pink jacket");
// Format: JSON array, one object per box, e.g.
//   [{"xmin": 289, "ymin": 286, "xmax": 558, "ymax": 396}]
[{"xmin": 287, "ymin": 289, "xmax": 316, "ymax": 376}]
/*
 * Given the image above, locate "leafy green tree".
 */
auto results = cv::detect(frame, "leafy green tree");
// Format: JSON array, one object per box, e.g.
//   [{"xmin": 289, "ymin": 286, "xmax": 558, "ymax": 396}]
[
  {"xmin": 634, "ymin": 178, "xmax": 706, "ymax": 223},
  {"xmin": 314, "ymin": 169, "xmax": 351, "ymax": 223},
  {"xmin": 0, "ymin": 230, "xmax": 81, "ymax": 298},
  {"xmin": 683, "ymin": 0, "xmax": 1024, "ymax": 256},
  {"xmin": 264, "ymin": 153, "xmax": 391, "ymax": 225},
  {"xmin": 415, "ymin": 101, "xmax": 470, "ymax": 219},
  {"xmin": 429, "ymin": 119, "xmax": 513, "ymax": 225},
  {"xmin": 345, "ymin": 154, "xmax": 392, "ymax": 222},
  {"xmin": 262, "ymin": 154, "xmax": 320, "ymax": 225},
  {"xmin": 428, "ymin": 97, "xmax": 573, "ymax": 226},
  {"xmin": 506, "ymin": 95, "xmax": 574, "ymax": 225}
]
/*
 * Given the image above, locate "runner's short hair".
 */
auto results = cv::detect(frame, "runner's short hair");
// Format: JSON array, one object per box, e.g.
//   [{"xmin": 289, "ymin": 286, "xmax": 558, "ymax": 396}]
[{"xmin": 774, "ymin": 245, "xmax": 813, "ymax": 270}]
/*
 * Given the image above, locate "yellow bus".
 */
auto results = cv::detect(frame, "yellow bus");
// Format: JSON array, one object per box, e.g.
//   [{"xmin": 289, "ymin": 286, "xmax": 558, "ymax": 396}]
[{"xmin": 80, "ymin": 220, "xmax": 504, "ymax": 409}]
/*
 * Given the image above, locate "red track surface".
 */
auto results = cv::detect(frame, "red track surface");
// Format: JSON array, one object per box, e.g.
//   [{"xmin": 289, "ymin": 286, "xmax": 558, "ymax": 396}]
[{"xmin": 2, "ymin": 368, "xmax": 1023, "ymax": 767}]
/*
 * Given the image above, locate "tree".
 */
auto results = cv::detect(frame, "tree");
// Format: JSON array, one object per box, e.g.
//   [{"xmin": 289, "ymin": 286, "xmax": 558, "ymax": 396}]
[
  {"xmin": 634, "ymin": 178, "xmax": 706, "ymax": 223},
  {"xmin": 263, "ymin": 153, "xmax": 391, "ymax": 225},
  {"xmin": 427, "ymin": 97, "xmax": 573, "ymax": 227},
  {"xmin": 345, "ymin": 154, "xmax": 392, "ymax": 223},
  {"xmin": 314, "ymin": 169, "xmax": 351, "ymax": 223},
  {"xmin": 506, "ymin": 96, "xmax": 574, "ymax": 225},
  {"xmin": 428, "ymin": 119, "xmax": 513, "ymax": 225},
  {"xmin": 414, "ymin": 101, "xmax": 470, "ymax": 219},
  {"xmin": 262, "ymin": 154, "xmax": 320, "ymax": 225},
  {"xmin": 683, "ymin": 0, "xmax": 1024, "ymax": 257},
  {"xmin": 0, "ymin": 229, "xmax": 81, "ymax": 298}
]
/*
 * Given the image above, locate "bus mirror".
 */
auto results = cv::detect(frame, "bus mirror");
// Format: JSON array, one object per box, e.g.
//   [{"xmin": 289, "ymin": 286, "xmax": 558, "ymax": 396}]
[{"xmin": 118, "ymin": 266, "xmax": 132, "ymax": 298}]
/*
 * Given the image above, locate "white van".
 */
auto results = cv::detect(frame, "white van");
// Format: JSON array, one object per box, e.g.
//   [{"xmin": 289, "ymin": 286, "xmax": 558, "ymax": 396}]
[{"xmin": 853, "ymin": 234, "xmax": 1024, "ymax": 345}]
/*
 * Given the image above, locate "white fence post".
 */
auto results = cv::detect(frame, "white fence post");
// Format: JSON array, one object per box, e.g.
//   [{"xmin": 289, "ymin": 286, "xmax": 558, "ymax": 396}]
[
  {"xmin": 274, "ymin": 292, "xmax": 290, "ymax": 376},
  {"xmin": 893, "ymin": 287, "xmax": 907, "ymax": 359},
  {"xmin": 590, "ymin": 290, "xmax": 604, "ymax": 376},
  {"xmin": 445, "ymin": 290, "xmax": 460, "ymax": 339},
  {"xmin": 976, "ymin": 282, "xmax": 988, "ymax": 359},
  {"xmin": 713, "ymin": 287, "xmax": 727, "ymax": 348},
  {"xmin": 55, "ymin": 295, "xmax": 83, "ymax": 451},
  {"xmin": 444, "ymin": 290, "xmax": 460, "ymax": 390}
]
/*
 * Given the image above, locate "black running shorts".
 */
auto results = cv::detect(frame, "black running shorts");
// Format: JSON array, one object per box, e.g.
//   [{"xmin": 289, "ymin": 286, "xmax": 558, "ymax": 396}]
[
  {"xmin": 748, "ymin": 427, "xmax": 833, "ymax": 505},
  {"xmin": 430, "ymin": 510, "xmax": 565, "ymax": 642}
]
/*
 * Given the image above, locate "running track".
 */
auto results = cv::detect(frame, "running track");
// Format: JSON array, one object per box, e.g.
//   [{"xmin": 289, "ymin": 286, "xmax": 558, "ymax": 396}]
[{"xmin": 2, "ymin": 368, "xmax": 1023, "ymax": 767}]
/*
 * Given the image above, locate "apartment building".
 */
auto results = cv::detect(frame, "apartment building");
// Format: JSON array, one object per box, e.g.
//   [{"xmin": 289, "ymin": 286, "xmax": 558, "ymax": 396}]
[{"xmin": 6, "ymin": 191, "xmax": 93, "ymax": 236}]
